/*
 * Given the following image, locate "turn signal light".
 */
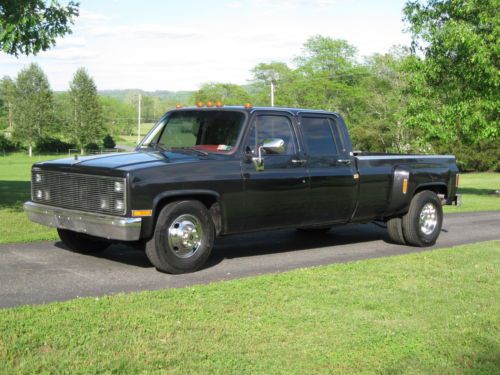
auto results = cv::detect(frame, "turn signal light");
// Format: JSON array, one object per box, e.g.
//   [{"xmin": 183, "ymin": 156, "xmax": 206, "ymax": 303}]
[
  {"xmin": 196, "ymin": 101, "xmax": 204, "ymax": 108},
  {"xmin": 132, "ymin": 210, "xmax": 153, "ymax": 217}
]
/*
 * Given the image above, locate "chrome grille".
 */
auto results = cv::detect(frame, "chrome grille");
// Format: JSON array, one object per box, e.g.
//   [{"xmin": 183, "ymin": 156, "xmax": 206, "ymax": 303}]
[{"xmin": 31, "ymin": 169, "xmax": 126, "ymax": 215}]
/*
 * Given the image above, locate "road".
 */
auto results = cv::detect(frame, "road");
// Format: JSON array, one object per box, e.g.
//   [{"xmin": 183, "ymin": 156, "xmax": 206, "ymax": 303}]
[{"xmin": 1, "ymin": 211, "xmax": 499, "ymax": 308}]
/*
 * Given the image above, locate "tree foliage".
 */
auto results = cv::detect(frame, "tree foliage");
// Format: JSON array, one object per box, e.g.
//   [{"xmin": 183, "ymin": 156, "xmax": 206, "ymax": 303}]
[
  {"xmin": 12, "ymin": 63, "xmax": 54, "ymax": 156},
  {"xmin": 403, "ymin": 0, "xmax": 499, "ymax": 170},
  {"xmin": 68, "ymin": 68, "xmax": 104, "ymax": 154},
  {"xmin": 0, "ymin": 0, "xmax": 79, "ymax": 56},
  {"xmin": 0, "ymin": 76, "xmax": 15, "ymax": 130},
  {"xmin": 194, "ymin": 83, "xmax": 250, "ymax": 105}
]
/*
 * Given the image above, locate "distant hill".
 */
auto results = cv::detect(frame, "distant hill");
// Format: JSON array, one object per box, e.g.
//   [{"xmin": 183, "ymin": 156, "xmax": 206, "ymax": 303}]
[{"xmin": 99, "ymin": 89, "xmax": 194, "ymax": 103}]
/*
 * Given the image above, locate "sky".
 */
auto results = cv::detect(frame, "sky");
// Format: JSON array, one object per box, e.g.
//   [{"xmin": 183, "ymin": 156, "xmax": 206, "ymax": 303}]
[{"xmin": 0, "ymin": 0, "xmax": 411, "ymax": 91}]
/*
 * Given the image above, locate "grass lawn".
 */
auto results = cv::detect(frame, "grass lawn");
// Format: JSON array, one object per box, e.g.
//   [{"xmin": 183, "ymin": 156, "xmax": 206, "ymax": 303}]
[
  {"xmin": 0, "ymin": 151, "xmax": 498, "ymax": 244},
  {"xmin": 0, "ymin": 240, "xmax": 499, "ymax": 374},
  {"xmin": 117, "ymin": 122, "xmax": 154, "ymax": 149},
  {"xmin": 445, "ymin": 173, "xmax": 500, "ymax": 213}
]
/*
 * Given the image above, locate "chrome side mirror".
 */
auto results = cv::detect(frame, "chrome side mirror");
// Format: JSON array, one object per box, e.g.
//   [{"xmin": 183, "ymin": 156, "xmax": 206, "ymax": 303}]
[{"xmin": 252, "ymin": 138, "xmax": 285, "ymax": 172}]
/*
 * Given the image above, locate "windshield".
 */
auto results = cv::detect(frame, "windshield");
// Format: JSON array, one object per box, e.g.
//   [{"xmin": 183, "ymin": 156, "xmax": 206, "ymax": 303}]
[{"xmin": 144, "ymin": 110, "xmax": 245, "ymax": 154}]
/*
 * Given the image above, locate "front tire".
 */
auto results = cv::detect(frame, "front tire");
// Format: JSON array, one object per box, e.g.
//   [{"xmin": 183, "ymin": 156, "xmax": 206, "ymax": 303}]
[
  {"xmin": 145, "ymin": 200, "xmax": 215, "ymax": 274},
  {"xmin": 402, "ymin": 191, "xmax": 443, "ymax": 247},
  {"xmin": 57, "ymin": 229, "xmax": 110, "ymax": 253}
]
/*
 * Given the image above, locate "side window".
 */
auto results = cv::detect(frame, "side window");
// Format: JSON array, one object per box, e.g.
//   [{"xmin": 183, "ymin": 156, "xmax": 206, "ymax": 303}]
[
  {"xmin": 245, "ymin": 115, "xmax": 297, "ymax": 155},
  {"xmin": 301, "ymin": 117, "xmax": 339, "ymax": 158}
]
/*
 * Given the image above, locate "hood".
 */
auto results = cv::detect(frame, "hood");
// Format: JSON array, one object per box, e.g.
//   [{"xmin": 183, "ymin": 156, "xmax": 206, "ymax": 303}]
[{"xmin": 36, "ymin": 150, "xmax": 203, "ymax": 175}]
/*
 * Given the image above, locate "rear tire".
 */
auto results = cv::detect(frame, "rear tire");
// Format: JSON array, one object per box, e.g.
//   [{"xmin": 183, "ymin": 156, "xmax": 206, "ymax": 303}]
[
  {"xmin": 57, "ymin": 229, "xmax": 109, "ymax": 253},
  {"xmin": 145, "ymin": 200, "xmax": 215, "ymax": 274},
  {"xmin": 402, "ymin": 191, "xmax": 443, "ymax": 247},
  {"xmin": 387, "ymin": 217, "xmax": 406, "ymax": 244}
]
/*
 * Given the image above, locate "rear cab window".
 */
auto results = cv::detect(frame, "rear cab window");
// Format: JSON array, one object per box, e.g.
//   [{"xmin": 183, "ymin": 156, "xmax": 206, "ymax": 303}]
[{"xmin": 301, "ymin": 116, "xmax": 343, "ymax": 165}]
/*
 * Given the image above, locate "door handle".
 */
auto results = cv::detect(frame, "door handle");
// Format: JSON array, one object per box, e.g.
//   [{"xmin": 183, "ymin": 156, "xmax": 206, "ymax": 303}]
[
  {"xmin": 291, "ymin": 159, "xmax": 307, "ymax": 165},
  {"xmin": 337, "ymin": 159, "xmax": 351, "ymax": 165}
]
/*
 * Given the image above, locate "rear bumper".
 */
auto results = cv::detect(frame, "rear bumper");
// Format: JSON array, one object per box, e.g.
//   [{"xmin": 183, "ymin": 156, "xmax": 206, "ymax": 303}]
[{"xmin": 23, "ymin": 201, "xmax": 142, "ymax": 241}]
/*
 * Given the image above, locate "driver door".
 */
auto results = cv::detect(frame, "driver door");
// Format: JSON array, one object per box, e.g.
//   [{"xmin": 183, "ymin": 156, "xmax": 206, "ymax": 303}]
[{"xmin": 241, "ymin": 113, "xmax": 309, "ymax": 231}]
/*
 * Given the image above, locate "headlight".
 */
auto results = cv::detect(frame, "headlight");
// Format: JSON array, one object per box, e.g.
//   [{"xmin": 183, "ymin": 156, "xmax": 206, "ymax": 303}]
[
  {"xmin": 100, "ymin": 198, "xmax": 109, "ymax": 210},
  {"xmin": 115, "ymin": 200, "xmax": 124, "ymax": 211},
  {"xmin": 44, "ymin": 191, "xmax": 50, "ymax": 200},
  {"xmin": 35, "ymin": 174, "xmax": 42, "ymax": 183},
  {"xmin": 36, "ymin": 190, "xmax": 43, "ymax": 199},
  {"xmin": 114, "ymin": 181, "xmax": 123, "ymax": 192}
]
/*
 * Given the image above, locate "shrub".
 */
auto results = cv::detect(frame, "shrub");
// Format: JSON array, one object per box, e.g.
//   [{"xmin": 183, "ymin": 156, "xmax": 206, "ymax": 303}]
[
  {"xmin": 35, "ymin": 137, "xmax": 74, "ymax": 153},
  {"xmin": 85, "ymin": 142, "xmax": 100, "ymax": 151},
  {"xmin": 0, "ymin": 134, "xmax": 19, "ymax": 152},
  {"xmin": 103, "ymin": 134, "xmax": 116, "ymax": 149}
]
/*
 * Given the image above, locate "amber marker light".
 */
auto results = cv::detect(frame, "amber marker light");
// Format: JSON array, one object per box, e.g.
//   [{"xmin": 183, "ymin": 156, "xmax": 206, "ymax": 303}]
[
  {"xmin": 132, "ymin": 210, "xmax": 153, "ymax": 217},
  {"xmin": 244, "ymin": 102, "xmax": 253, "ymax": 109},
  {"xmin": 456, "ymin": 173, "xmax": 460, "ymax": 187},
  {"xmin": 196, "ymin": 101, "xmax": 204, "ymax": 108},
  {"xmin": 215, "ymin": 101, "xmax": 223, "ymax": 108},
  {"xmin": 206, "ymin": 100, "xmax": 213, "ymax": 107},
  {"xmin": 175, "ymin": 103, "xmax": 183, "ymax": 109},
  {"xmin": 402, "ymin": 178, "xmax": 408, "ymax": 194}
]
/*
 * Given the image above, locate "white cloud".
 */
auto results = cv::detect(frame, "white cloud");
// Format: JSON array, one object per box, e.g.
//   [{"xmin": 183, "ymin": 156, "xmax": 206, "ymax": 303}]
[
  {"xmin": 0, "ymin": 1, "xmax": 409, "ymax": 91},
  {"xmin": 78, "ymin": 9, "xmax": 111, "ymax": 22},
  {"xmin": 88, "ymin": 24, "xmax": 200, "ymax": 39}
]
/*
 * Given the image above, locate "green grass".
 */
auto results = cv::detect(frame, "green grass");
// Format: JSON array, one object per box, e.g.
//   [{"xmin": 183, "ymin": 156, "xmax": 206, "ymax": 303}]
[
  {"xmin": 117, "ymin": 122, "xmax": 154, "ymax": 148},
  {"xmin": 0, "ymin": 240, "xmax": 498, "ymax": 374},
  {"xmin": 0, "ymin": 153, "xmax": 61, "ymax": 244},
  {"xmin": 0, "ymin": 151, "xmax": 498, "ymax": 244},
  {"xmin": 445, "ymin": 173, "xmax": 500, "ymax": 213}
]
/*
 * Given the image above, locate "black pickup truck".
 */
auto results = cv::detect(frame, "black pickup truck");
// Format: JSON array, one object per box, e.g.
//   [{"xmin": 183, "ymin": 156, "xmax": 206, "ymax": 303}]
[{"xmin": 25, "ymin": 106, "xmax": 461, "ymax": 273}]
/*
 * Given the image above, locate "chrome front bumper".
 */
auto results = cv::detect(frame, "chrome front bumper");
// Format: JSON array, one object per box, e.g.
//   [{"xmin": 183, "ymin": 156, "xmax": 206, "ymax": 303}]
[{"xmin": 24, "ymin": 201, "xmax": 142, "ymax": 241}]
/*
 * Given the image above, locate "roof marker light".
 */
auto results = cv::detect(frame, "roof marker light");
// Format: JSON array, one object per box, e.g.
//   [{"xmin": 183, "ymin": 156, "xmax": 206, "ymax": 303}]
[
  {"xmin": 244, "ymin": 102, "xmax": 253, "ymax": 110},
  {"xmin": 206, "ymin": 100, "xmax": 213, "ymax": 107},
  {"xmin": 215, "ymin": 101, "xmax": 223, "ymax": 108},
  {"xmin": 196, "ymin": 101, "xmax": 204, "ymax": 108},
  {"xmin": 175, "ymin": 103, "xmax": 183, "ymax": 109}
]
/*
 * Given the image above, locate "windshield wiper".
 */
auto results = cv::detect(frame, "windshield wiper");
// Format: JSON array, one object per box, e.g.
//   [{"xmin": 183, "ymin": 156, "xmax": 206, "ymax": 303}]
[
  {"xmin": 173, "ymin": 147, "xmax": 209, "ymax": 156},
  {"xmin": 151, "ymin": 142, "xmax": 169, "ymax": 152}
]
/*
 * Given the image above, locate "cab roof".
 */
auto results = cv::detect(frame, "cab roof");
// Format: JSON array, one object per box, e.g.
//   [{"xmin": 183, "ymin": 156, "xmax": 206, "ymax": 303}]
[{"xmin": 172, "ymin": 106, "xmax": 339, "ymax": 117}]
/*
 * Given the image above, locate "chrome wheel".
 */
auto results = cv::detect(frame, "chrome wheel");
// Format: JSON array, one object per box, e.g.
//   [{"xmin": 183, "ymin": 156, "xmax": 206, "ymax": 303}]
[
  {"xmin": 419, "ymin": 203, "xmax": 437, "ymax": 235},
  {"xmin": 167, "ymin": 214, "xmax": 204, "ymax": 258}
]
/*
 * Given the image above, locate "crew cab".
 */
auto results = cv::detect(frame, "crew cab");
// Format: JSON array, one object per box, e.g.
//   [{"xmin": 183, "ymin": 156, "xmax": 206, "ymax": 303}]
[{"xmin": 24, "ymin": 106, "xmax": 461, "ymax": 273}]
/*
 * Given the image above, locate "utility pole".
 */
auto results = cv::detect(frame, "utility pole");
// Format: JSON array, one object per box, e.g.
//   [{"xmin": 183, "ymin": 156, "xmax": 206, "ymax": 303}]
[
  {"xmin": 270, "ymin": 82, "xmax": 274, "ymax": 107},
  {"xmin": 137, "ymin": 93, "xmax": 141, "ymax": 144}
]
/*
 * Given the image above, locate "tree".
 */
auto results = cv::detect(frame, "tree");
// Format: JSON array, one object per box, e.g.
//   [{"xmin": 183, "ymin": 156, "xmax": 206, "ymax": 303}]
[
  {"xmin": 12, "ymin": 63, "xmax": 54, "ymax": 156},
  {"xmin": 403, "ymin": 0, "xmax": 499, "ymax": 170},
  {"xmin": 0, "ymin": 76, "xmax": 16, "ymax": 131},
  {"xmin": 350, "ymin": 48, "xmax": 415, "ymax": 153},
  {"xmin": 250, "ymin": 62, "xmax": 297, "ymax": 106},
  {"xmin": 68, "ymin": 68, "xmax": 104, "ymax": 154},
  {"xmin": 0, "ymin": 0, "xmax": 79, "ymax": 56},
  {"xmin": 194, "ymin": 83, "xmax": 250, "ymax": 105}
]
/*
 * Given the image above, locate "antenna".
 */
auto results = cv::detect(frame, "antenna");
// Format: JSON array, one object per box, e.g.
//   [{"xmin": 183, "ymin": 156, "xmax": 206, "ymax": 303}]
[{"xmin": 137, "ymin": 93, "xmax": 142, "ymax": 145}]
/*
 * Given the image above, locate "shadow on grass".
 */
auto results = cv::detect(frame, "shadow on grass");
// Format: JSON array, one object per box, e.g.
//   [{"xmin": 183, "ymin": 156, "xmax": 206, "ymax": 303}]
[
  {"xmin": 0, "ymin": 180, "xmax": 31, "ymax": 210},
  {"xmin": 383, "ymin": 337, "xmax": 500, "ymax": 374},
  {"xmin": 458, "ymin": 187, "xmax": 498, "ymax": 196}
]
